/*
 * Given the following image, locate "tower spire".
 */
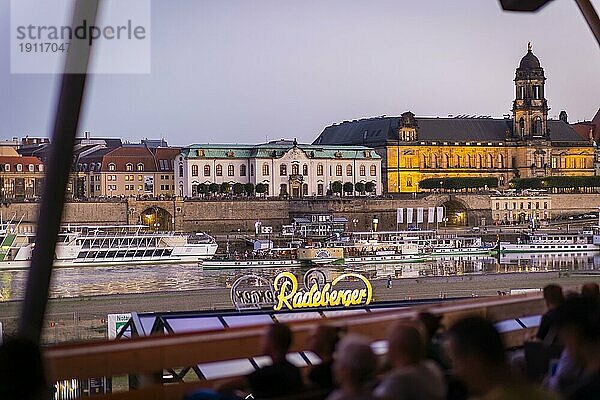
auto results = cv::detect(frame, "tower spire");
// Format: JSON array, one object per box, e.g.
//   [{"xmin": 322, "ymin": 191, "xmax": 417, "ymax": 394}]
[{"xmin": 528, "ymin": 41, "xmax": 532, "ymax": 52}]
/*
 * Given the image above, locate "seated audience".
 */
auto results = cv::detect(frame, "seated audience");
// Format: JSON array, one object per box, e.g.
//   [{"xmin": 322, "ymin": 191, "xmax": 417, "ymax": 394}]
[
  {"xmin": 445, "ymin": 316, "xmax": 554, "ymax": 400},
  {"xmin": 374, "ymin": 322, "xmax": 446, "ymax": 400},
  {"xmin": 215, "ymin": 323, "xmax": 303, "ymax": 398},
  {"xmin": 536, "ymin": 284, "xmax": 564, "ymax": 344},
  {"xmin": 545, "ymin": 284, "xmax": 598, "ymax": 395},
  {"xmin": 417, "ymin": 311, "xmax": 448, "ymax": 370},
  {"xmin": 306, "ymin": 324, "xmax": 343, "ymax": 391},
  {"xmin": 581, "ymin": 282, "xmax": 599, "ymax": 301},
  {"xmin": 554, "ymin": 295, "xmax": 600, "ymax": 400},
  {"xmin": 545, "ymin": 347, "xmax": 581, "ymax": 396},
  {"xmin": 327, "ymin": 334, "xmax": 377, "ymax": 400}
]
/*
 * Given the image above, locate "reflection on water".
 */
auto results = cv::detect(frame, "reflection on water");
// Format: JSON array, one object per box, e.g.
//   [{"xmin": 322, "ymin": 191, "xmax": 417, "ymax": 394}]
[{"xmin": 1, "ymin": 252, "xmax": 599, "ymax": 301}]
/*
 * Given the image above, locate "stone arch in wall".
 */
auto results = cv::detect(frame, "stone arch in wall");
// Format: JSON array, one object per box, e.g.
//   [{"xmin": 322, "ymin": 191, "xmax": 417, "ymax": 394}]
[{"xmin": 139, "ymin": 206, "xmax": 173, "ymax": 231}]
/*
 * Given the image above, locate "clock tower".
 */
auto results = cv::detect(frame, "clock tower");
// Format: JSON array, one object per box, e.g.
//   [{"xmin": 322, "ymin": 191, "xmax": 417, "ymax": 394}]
[{"xmin": 512, "ymin": 43, "xmax": 548, "ymax": 140}]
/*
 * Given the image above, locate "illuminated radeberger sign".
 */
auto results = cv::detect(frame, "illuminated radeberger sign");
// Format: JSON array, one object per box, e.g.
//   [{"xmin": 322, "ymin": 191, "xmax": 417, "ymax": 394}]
[
  {"xmin": 231, "ymin": 270, "xmax": 373, "ymax": 311},
  {"xmin": 272, "ymin": 272, "xmax": 372, "ymax": 311}
]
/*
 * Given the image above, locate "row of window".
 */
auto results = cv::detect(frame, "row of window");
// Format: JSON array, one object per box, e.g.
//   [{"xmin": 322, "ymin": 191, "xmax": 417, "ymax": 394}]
[
  {"xmin": 516, "ymin": 84, "xmax": 543, "ymax": 100},
  {"xmin": 494, "ymin": 213, "xmax": 551, "ymax": 221},
  {"xmin": 104, "ymin": 174, "xmax": 175, "ymax": 181},
  {"xmin": 494, "ymin": 201, "xmax": 549, "ymax": 210},
  {"xmin": 81, "ymin": 162, "xmax": 146, "ymax": 172},
  {"xmin": 188, "ymin": 163, "xmax": 378, "ymax": 177},
  {"xmin": 417, "ymin": 153, "xmax": 505, "ymax": 169},
  {"xmin": 1, "ymin": 163, "xmax": 43, "ymax": 172}
]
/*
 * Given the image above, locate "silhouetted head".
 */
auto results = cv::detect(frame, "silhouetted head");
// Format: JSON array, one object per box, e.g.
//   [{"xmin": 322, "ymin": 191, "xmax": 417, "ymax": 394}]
[
  {"xmin": 333, "ymin": 334, "xmax": 377, "ymax": 392},
  {"xmin": 445, "ymin": 316, "xmax": 506, "ymax": 395},
  {"xmin": 307, "ymin": 324, "xmax": 342, "ymax": 360},
  {"xmin": 261, "ymin": 322, "xmax": 292, "ymax": 360},
  {"xmin": 387, "ymin": 322, "xmax": 424, "ymax": 367},
  {"xmin": 581, "ymin": 282, "xmax": 599, "ymax": 301},
  {"xmin": 417, "ymin": 312, "xmax": 443, "ymax": 340},
  {"xmin": 0, "ymin": 337, "xmax": 49, "ymax": 400},
  {"xmin": 555, "ymin": 295, "xmax": 600, "ymax": 367},
  {"xmin": 543, "ymin": 284, "xmax": 564, "ymax": 309}
]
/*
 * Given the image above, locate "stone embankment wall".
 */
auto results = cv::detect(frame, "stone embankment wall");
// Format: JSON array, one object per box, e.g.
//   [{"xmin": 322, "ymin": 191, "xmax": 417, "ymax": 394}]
[{"xmin": 2, "ymin": 194, "xmax": 598, "ymax": 233}]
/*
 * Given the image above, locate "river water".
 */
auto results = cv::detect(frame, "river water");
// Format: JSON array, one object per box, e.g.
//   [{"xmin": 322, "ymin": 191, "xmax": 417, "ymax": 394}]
[{"xmin": 1, "ymin": 252, "xmax": 599, "ymax": 301}]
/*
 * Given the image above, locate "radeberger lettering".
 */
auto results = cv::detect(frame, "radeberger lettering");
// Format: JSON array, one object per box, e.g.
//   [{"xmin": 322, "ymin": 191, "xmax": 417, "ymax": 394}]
[{"xmin": 273, "ymin": 272, "xmax": 372, "ymax": 311}]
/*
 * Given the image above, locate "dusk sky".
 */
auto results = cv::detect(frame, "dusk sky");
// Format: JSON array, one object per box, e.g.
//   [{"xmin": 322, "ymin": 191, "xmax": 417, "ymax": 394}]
[{"xmin": 1, "ymin": 0, "xmax": 599, "ymax": 146}]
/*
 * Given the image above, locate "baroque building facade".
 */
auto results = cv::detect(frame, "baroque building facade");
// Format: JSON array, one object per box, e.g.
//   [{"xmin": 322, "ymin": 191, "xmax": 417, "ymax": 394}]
[
  {"xmin": 176, "ymin": 140, "xmax": 382, "ymax": 198},
  {"xmin": 313, "ymin": 45, "xmax": 596, "ymax": 193}
]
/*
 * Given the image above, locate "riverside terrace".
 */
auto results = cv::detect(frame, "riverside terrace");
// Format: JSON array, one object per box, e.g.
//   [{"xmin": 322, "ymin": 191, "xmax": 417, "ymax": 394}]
[{"xmin": 32, "ymin": 293, "xmax": 549, "ymax": 399}]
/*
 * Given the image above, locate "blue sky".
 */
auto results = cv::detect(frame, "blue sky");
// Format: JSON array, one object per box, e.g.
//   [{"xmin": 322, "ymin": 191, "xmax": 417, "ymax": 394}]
[{"xmin": 1, "ymin": 0, "xmax": 599, "ymax": 145}]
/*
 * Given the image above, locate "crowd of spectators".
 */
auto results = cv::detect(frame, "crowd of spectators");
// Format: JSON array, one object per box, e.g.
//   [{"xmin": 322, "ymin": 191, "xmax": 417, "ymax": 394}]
[{"xmin": 184, "ymin": 281, "xmax": 600, "ymax": 400}]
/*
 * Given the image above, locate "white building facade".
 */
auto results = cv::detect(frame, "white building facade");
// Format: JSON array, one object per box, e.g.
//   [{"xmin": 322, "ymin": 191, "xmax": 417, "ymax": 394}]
[
  {"xmin": 491, "ymin": 194, "xmax": 552, "ymax": 224},
  {"xmin": 176, "ymin": 140, "xmax": 382, "ymax": 198}
]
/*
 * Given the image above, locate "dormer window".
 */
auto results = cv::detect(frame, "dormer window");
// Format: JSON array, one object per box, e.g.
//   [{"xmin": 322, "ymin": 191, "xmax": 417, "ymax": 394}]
[
  {"xmin": 108, "ymin": 163, "xmax": 116, "ymax": 171},
  {"xmin": 4, "ymin": 164, "xmax": 10, "ymax": 172},
  {"xmin": 16, "ymin": 164, "xmax": 22, "ymax": 172},
  {"xmin": 38, "ymin": 164, "xmax": 44, "ymax": 172},
  {"xmin": 28, "ymin": 164, "xmax": 34, "ymax": 172},
  {"xmin": 137, "ymin": 163, "xmax": 144, "ymax": 171},
  {"xmin": 125, "ymin": 163, "xmax": 133, "ymax": 171}
]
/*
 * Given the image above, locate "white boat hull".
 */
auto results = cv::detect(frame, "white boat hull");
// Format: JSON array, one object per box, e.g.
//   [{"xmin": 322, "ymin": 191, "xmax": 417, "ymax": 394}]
[
  {"xmin": 343, "ymin": 254, "xmax": 428, "ymax": 265},
  {"xmin": 0, "ymin": 252, "xmax": 217, "ymax": 270},
  {"xmin": 200, "ymin": 259, "xmax": 303, "ymax": 270},
  {"xmin": 499, "ymin": 243, "xmax": 600, "ymax": 253},
  {"xmin": 430, "ymin": 246, "xmax": 495, "ymax": 257}
]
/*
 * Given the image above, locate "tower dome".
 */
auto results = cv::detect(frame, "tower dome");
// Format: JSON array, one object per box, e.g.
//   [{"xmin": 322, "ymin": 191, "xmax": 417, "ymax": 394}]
[{"xmin": 518, "ymin": 42, "xmax": 541, "ymax": 69}]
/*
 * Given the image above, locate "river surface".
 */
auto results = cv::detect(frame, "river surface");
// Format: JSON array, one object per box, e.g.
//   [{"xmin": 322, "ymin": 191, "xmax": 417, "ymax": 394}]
[{"xmin": 1, "ymin": 252, "xmax": 599, "ymax": 301}]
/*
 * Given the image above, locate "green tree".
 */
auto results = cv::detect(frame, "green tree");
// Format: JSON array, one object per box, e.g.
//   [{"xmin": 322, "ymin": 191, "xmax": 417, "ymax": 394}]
[
  {"xmin": 255, "ymin": 183, "xmax": 267, "ymax": 197},
  {"xmin": 244, "ymin": 182, "xmax": 255, "ymax": 196},
  {"xmin": 208, "ymin": 183, "xmax": 220, "ymax": 196},
  {"xmin": 343, "ymin": 182, "xmax": 354, "ymax": 195},
  {"xmin": 220, "ymin": 182, "xmax": 230, "ymax": 194},
  {"xmin": 232, "ymin": 182, "xmax": 244, "ymax": 196},
  {"xmin": 355, "ymin": 182, "xmax": 365, "ymax": 194},
  {"xmin": 197, "ymin": 183, "xmax": 208, "ymax": 197},
  {"xmin": 331, "ymin": 181, "xmax": 343, "ymax": 195},
  {"xmin": 365, "ymin": 181, "xmax": 376, "ymax": 193}
]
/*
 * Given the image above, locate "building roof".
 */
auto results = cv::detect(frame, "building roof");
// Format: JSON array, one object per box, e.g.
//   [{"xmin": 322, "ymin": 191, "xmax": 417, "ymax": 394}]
[
  {"xmin": 313, "ymin": 115, "xmax": 589, "ymax": 147},
  {"xmin": 572, "ymin": 108, "xmax": 600, "ymax": 142},
  {"xmin": 180, "ymin": 141, "xmax": 381, "ymax": 160},
  {"xmin": 78, "ymin": 145, "xmax": 182, "ymax": 173},
  {"xmin": 0, "ymin": 155, "xmax": 44, "ymax": 172}
]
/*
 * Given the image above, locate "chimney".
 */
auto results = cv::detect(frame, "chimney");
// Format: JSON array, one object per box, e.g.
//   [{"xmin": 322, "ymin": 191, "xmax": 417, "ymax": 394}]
[
  {"xmin": 559, "ymin": 110, "xmax": 568, "ymax": 123},
  {"xmin": 84, "ymin": 131, "xmax": 91, "ymax": 140}
]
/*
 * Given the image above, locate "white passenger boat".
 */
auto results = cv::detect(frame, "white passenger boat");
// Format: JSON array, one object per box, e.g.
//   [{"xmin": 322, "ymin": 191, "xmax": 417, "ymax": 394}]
[
  {"xmin": 0, "ymin": 224, "xmax": 218, "ymax": 270},
  {"xmin": 329, "ymin": 230, "xmax": 494, "ymax": 265},
  {"xmin": 499, "ymin": 231, "xmax": 600, "ymax": 254},
  {"xmin": 429, "ymin": 236, "xmax": 496, "ymax": 256}
]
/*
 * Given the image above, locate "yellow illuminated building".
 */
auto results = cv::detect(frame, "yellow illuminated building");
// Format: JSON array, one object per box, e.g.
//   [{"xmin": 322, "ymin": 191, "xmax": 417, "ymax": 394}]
[{"xmin": 313, "ymin": 44, "xmax": 596, "ymax": 193}]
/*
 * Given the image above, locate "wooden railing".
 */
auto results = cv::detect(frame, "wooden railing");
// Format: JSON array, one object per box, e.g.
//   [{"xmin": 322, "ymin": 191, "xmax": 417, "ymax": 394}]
[{"xmin": 45, "ymin": 294, "xmax": 545, "ymax": 400}]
